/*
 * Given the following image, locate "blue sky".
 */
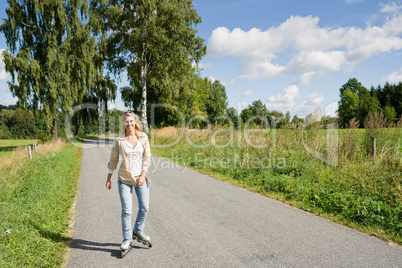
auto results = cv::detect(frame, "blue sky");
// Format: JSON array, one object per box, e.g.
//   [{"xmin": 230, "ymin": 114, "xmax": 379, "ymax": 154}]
[{"xmin": 1, "ymin": 0, "xmax": 402, "ymax": 118}]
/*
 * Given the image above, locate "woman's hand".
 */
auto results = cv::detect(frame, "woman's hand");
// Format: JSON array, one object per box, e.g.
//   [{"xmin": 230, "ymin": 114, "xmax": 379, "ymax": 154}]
[
  {"xmin": 136, "ymin": 175, "xmax": 146, "ymax": 187},
  {"xmin": 106, "ymin": 173, "xmax": 112, "ymax": 190},
  {"xmin": 106, "ymin": 180, "xmax": 111, "ymax": 190}
]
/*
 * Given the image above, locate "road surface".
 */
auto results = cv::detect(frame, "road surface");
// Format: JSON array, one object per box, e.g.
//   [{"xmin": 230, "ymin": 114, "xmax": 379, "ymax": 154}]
[{"xmin": 66, "ymin": 138, "xmax": 402, "ymax": 267}]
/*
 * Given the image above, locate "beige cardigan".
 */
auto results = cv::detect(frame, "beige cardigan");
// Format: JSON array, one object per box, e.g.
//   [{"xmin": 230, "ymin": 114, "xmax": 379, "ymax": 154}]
[{"xmin": 108, "ymin": 132, "xmax": 151, "ymax": 185}]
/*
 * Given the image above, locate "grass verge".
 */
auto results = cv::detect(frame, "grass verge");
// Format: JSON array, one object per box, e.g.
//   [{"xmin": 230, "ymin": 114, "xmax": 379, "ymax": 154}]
[
  {"xmin": 0, "ymin": 141, "xmax": 82, "ymax": 267},
  {"xmin": 150, "ymin": 127, "xmax": 401, "ymax": 245}
]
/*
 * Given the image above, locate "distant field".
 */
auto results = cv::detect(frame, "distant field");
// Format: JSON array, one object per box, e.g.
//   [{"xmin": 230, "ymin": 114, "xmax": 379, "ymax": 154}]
[{"xmin": 0, "ymin": 139, "xmax": 39, "ymax": 159}]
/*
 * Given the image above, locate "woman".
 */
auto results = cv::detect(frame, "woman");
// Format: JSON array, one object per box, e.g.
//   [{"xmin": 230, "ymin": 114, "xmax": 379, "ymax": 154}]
[{"xmin": 106, "ymin": 111, "xmax": 152, "ymax": 255}]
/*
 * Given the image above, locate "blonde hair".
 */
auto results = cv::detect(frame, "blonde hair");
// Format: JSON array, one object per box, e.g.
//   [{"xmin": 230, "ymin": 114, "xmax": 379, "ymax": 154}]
[{"xmin": 122, "ymin": 111, "xmax": 143, "ymax": 138}]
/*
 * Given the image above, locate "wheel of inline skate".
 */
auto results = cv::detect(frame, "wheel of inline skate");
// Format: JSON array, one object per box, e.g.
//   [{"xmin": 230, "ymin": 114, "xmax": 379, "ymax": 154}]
[
  {"xmin": 148, "ymin": 242, "xmax": 153, "ymax": 248},
  {"xmin": 121, "ymin": 249, "xmax": 130, "ymax": 258}
]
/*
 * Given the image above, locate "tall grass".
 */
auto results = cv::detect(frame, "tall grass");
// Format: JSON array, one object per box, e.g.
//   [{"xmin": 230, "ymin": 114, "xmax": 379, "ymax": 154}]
[
  {"xmin": 150, "ymin": 113, "xmax": 402, "ymax": 244},
  {"xmin": 0, "ymin": 139, "xmax": 40, "ymax": 160},
  {"xmin": 0, "ymin": 141, "xmax": 82, "ymax": 267}
]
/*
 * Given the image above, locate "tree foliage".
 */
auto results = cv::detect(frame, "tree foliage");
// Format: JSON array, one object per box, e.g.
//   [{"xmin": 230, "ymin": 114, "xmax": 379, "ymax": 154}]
[
  {"xmin": 0, "ymin": 0, "xmax": 108, "ymax": 140},
  {"xmin": 0, "ymin": 108, "xmax": 36, "ymax": 139},
  {"xmin": 338, "ymin": 88, "xmax": 359, "ymax": 127},
  {"xmin": 238, "ymin": 100, "xmax": 292, "ymax": 129},
  {"xmin": 338, "ymin": 78, "xmax": 402, "ymax": 127},
  {"xmin": 138, "ymin": 71, "xmax": 227, "ymax": 129},
  {"xmin": 97, "ymin": 0, "xmax": 206, "ymax": 130},
  {"xmin": 205, "ymin": 80, "xmax": 228, "ymax": 123}
]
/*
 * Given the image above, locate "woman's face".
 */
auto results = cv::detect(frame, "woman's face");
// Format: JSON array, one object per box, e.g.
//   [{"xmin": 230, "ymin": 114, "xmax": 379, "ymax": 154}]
[{"xmin": 124, "ymin": 115, "xmax": 136, "ymax": 132}]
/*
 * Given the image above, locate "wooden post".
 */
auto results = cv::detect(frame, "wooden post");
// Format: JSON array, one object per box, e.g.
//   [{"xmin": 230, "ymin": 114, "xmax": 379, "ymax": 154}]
[
  {"xmin": 28, "ymin": 145, "xmax": 32, "ymax": 160},
  {"xmin": 371, "ymin": 137, "xmax": 376, "ymax": 157},
  {"xmin": 33, "ymin": 140, "xmax": 37, "ymax": 153}
]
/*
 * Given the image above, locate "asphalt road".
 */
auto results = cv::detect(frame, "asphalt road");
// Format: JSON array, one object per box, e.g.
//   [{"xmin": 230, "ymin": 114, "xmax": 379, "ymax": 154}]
[{"xmin": 66, "ymin": 138, "xmax": 402, "ymax": 267}]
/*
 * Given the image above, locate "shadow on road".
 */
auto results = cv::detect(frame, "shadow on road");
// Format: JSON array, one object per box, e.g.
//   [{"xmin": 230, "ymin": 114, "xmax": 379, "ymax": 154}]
[
  {"xmin": 67, "ymin": 137, "xmax": 115, "ymax": 148},
  {"xmin": 81, "ymin": 138, "xmax": 114, "ymax": 145},
  {"xmin": 69, "ymin": 239, "xmax": 151, "ymax": 259},
  {"xmin": 70, "ymin": 239, "xmax": 121, "ymax": 257}
]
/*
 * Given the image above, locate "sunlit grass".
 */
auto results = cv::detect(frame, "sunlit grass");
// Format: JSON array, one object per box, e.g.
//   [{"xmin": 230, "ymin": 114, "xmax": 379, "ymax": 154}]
[
  {"xmin": 150, "ymin": 125, "xmax": 402, "ymax": 245},
  {"xmin": 0, "ymin": 141, "xmax": 82, "ymax": 267}
]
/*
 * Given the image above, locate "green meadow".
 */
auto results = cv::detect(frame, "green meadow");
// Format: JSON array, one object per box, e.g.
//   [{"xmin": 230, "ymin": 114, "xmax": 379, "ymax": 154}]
[
  {"xmin": 0, "ymin": 139, "xmax": 39, "ymax": 159},
  {"xmin": 150, "ymin": 123, "xmax": 402, "ymax": 245}
]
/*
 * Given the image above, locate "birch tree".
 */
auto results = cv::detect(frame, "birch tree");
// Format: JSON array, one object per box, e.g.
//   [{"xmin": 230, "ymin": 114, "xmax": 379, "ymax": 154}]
[
  {"xmin": 101, "ymin": 0, "xmax": 206, "ymax": 130},
  {"xmin": 1, "ymin": 0, "xmax": 97, "ymax": 140}
]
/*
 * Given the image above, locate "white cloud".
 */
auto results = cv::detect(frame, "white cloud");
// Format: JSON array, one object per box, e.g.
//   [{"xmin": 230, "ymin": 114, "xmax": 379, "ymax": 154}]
[
  {"xmin": 381, "ymin": 2, "xmax": 402, "ymax": 14},
  {"xmin": 208, "ymin": 12, "xmax": 402, "ymax": 83},
  {"xmin": 0, "ymin": 87, "xmax": 17, "ymax": 105},
  {"xmin": 381, "ymin": 68, "xmax": 402, "ymax": 84},
  {"xmin": 198, "ymin": 63, "xmax": 212, "ymax": 69},
  {"xmin": 221, "ymin": 77, "xmax": 238, "ymax": 86},
  {"xmin": 268, "ymin": 85, "xmax": 299, "ymax": 103},
  {"xmin": 265, "ymin": 85, "xmax": 325, "ymax": 117},
  {"xmin": 209, "ymin": 76, "xmax": 217, "ymax": 83},
  {"xmin": 0, "ymin": 49, "xmax": 9, "ymax": 81},
  {"xmin": 237, "ymin": 101, "xmax": 248, "ymax": 112},
  {"xmin": 294, "ymin": 71, "xmax": 324, "ymax": 85},
  {"xmin": 306, "ymin": 93, "xmax": 325, "ymax": 105},
  {"xmin": 194, "ymin": 62, "xmax": 212, "ymax": 69},
  {"xmin": 242, "ymin": 90, "xmax": 253, "ymax": 97}
]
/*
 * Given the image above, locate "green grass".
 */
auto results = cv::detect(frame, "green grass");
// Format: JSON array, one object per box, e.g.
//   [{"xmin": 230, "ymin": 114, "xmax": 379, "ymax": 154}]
[
  {"xmin": 0, "ymin": 139, "xmax": 40, "ymax": 160},
  {"xmin": 151, "ymin": 127, "xmax": 402, "ymax": 245},
  {"xmin": 0, "ymin": 139, "xmax": 40, "ymax": 148},
  {"xmin": 0, "ymin": 142, "xmax": 82, "ymax": 267}
]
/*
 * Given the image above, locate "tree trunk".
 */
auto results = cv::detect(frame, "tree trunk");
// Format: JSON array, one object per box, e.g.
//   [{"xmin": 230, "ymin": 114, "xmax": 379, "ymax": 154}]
[
  {"xmin": 52, "ymin": 115, "xmax": 58, "ymax": 141},
  {"xmin": 140, "ymin": 50, "xmax": 148, "ymax": 131},
  {"xmin": 74, "ymin": 117, "xmax": 80, "ymax": 136}
]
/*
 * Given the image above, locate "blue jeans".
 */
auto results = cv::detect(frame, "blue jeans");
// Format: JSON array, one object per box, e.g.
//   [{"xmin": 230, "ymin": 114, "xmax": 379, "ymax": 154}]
[{"xmin": 118, "ymin": 180, "xmax": 149, "ymax": 240}]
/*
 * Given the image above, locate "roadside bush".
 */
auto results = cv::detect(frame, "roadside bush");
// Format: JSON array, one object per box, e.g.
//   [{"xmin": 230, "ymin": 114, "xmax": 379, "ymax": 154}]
[
  {"xmin": 339, "ymin": 118, "xmax": 361, "ymax": 161},
  {"xmin": 363, "ymin": 112, "xmax": 402, "ymax": 159}
]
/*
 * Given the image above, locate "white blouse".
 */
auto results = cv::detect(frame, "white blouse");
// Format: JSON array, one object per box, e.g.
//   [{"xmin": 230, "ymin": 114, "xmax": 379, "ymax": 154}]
[
  {"xmin": 124, "ymin": 139, "xmax": 144, "ymax": 177},
  {"xmin": 107, "ymin": 139, "xmax": 149, "ymax": 177}
]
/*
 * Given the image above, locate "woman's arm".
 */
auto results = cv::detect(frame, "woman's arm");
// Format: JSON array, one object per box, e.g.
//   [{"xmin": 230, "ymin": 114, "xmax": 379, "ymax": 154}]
[
  {"xmin": 106, "ymin": 138, "xmax": 119, "ymax": 190},
  {"xmin": 136, "ymin": 170, "xmax": 147, "ymax": 187},
  {"xmin": 106, "ymin": 173, "xmax": 112, "ymax": 190}
]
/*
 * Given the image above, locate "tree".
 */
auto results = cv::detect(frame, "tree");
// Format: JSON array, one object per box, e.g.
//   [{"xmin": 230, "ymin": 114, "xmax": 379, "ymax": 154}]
[
  {"xmin": 268, "ymin": 110, "xmax": 287, "ymax": 128},
  {"xmin": 0, "ymin": 109, "xmax": 14, "ymax": 138},
  {"xmin": 338, "ymin": 78, "xmax": 365, "ymax": 127},
  {"xmin": 383, "ymin": 105, "xmax": 397, "ymax": 123},
  {"xmin": 0, "ymin": 104, "xmax": 17, "ymax": 111},
  {"xmin": 205, "ymin": 80, "xmax": 228, "ymax": 124},
  {"xmin": 291, "ymin": 114, "xmax": 304, "ymax": 124},
  {"xmin": 276, "ymin": 110, "xmax": 291, "ymax": 128},
  {"xmin": 378, "ymin": 82, "xmax": 402, "ymax": 118},
  {"xmin": 1, "ymin": 0, "xmax": 97, "ymax": 140},
  {"xmin": 356, "ymin": 87, "xmax": 381, "ymax": 126},
  {"xmin": 240, "ymin": 108, "xmax": 253, "ymax": 126},
  {"xmin": 226, "ymin": 107, "xmax": 240, "ymax": 129},
  {"xmin": 339, "ymin": 78, "xmax": 365, "ymax": 95},
  {"xmin": 102, "ymin": 0, "xmax": 206, "ymax": 130},
  {"xmin": 395, "ymin": 82, "xmax": 402, "ymax": 116},
  {"xmin": 239, "ymin": 100, "xmax": 274, "ymax": 128},
  {"xmin": 338, "ymin": 88, "xmax": 359, "ymax": 127},
  {"xmin": 305, "ymin": 109, "xmax": 321, "ymax": 127},
  {"xmin": 10, "ymin": 108, "xmax": 36, "ymax": 138}
]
